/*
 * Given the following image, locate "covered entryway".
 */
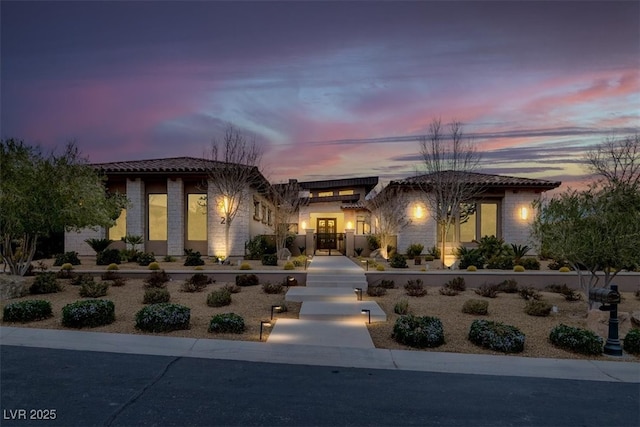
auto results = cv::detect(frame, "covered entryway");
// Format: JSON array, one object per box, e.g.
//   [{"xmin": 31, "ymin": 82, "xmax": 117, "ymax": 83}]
[{"xmin": 317, "ymin": 218, "xmax": 337, "ymax": 251}]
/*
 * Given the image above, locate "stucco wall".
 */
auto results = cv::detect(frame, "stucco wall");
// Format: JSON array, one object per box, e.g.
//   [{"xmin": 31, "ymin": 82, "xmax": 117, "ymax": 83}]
[
  {"xmin": 64, "ymin": 228, "xmax": 105, "ymax": 256},
  {"xmin": 502, "ymin": 190, "xmax": 540, "ymax": 251}
]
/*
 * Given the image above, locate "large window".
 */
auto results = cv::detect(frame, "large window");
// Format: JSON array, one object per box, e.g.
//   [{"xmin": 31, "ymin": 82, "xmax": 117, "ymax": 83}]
[
  {"xmin": 187, "ymin": 194, "xmax": 207, "ymax": 241},
  {"xmin": 439, "ymin": 202, "xmax": 500, "ymax": 243},
  {"xmin": 109, "ymin": 209, "xmax": 127, "ymax": 241},
  {"xmin": 148, "ymin": 194, "xmax": 167, "ymax": 241}
]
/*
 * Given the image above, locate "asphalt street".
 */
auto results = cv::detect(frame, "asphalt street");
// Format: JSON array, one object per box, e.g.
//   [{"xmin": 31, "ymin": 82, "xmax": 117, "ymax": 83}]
[{"xmin": 1, "ymin": 345, "xmax": 638, "ymax": 427}]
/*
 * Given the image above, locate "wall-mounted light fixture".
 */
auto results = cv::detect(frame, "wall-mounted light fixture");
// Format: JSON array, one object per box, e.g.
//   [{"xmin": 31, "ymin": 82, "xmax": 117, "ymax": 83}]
[
  {"xmin": 361, "ymin": 309, "xmax": 371, "ymax": 324},
  {"xmin": 301, "ymin": 220, "xmax": 307, "ymax": 230},
  {"xmin": 414, "ymin": 205, "xmax": 424, "ymax": 219},
  {"xmin": 346, "ymin": 221, "xmax": 353, "ymax": 229},
  {"xmin": 520, "ymin": 207, "xmax": 529, "ymax": 220},
  {"xmin": 260, "ymin": 320, "xmax": 272, "ymax": 341}
]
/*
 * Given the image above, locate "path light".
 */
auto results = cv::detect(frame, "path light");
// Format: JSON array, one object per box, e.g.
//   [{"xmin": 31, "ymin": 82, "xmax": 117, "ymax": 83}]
[
  {"xmin": 361, "ymin": 259, "xmax": 369, "ymax": 271},
  {"xmin": 361, "ymin": 309, "xmax": 371, "ymax": 324},
  {"xmin": 260, "ymin": 320, "xmax": 272, "ymax": 341},
  {"xmin": 354, "ymin": 288, "xmax": 363, "ymax": 301},
  {"xmin": 271, "ymin": 305, "xmax": 282, "ymax": 320}
]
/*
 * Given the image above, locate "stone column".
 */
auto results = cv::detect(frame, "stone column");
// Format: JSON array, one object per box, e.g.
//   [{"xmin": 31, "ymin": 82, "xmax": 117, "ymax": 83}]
[
  {"xmin": 167, "ymin": 178, "xmax": 184, "ymax": 256},
  {"xmin": 305, "ymin": 229, "xmax": 315, "ymax": 256},
  {"xmin": 345, "ymin": 229, "xmax": 355, "ymax": 257}
]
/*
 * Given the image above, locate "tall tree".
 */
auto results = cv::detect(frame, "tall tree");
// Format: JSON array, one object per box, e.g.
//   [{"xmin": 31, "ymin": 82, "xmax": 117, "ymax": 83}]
[
  {"xmin": 586, "ymin": 134, "xmax": 640, "ymax": 191},
  {"xmin": 367, "ymin": 183, "xmax": 411, "ymax": 259},
  {"xmin": 417, "ymin": 119, "xmax": 483, "ymax": 267},
  {"xmin": 272, "ymin": 180, "xmax": 309, "ymax": 259},
  {"xmin": 204, "ymin": 125, "xmax": 265, "ymax": 258},
  {"xmin": 0, "ymin": 139, "xmax": 127, "ymax": 276}
]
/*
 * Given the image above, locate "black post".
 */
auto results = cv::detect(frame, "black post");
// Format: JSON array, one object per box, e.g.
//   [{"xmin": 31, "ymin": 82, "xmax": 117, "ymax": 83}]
[{"xmin": 603, "ymin": 285, "xmax": 623, "ymax": 356}]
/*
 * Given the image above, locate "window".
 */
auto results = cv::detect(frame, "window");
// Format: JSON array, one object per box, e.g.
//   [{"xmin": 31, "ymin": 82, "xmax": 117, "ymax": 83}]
[
  {"xmin": 109, "ymin": 208, "xmax": 127, "ymax": 241},
  {"xmin": 148, "ymin": 194, "xmax": 167, "ymax": 241},
  {"xmin": 187, "ymin": 194, "xmax": 207, "ymax": 241},
  {"xmin": 262, "ymin": 206, "xmax": 267, "ymax": 223},
  {"xmin": 339, "ymin": 190, "xmax": 354, "ymax": 196},
  {"xmin": 356, "ymin": 215, "xmax": 370, "ymax": 234},
  {"xmin": 253, "ymin": 200, "xmax": 261, "ymax": 221},
  {"xmin": 318, "ymin": 191, "xmax": 333, "ymax": 197},
  {"xmin": 459, "ymin": 210, "xmax": 476, "ymax": 242},
  {"xmin": 439, "ymin": 202, "xmax": 500, "ymax": 243},
  {"xmin": 267, "ymin": 209, "xmax": 273, "ymax": 226},
  {"xmin": 480, "ymin": 203, "xmax": 498, "ymax": 238}
]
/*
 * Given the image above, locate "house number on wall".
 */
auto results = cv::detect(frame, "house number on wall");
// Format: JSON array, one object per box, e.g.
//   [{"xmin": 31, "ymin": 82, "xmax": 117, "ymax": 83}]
[{"xmin": 220, "ymin": 217, "xmax": 226, "ymax": 224}]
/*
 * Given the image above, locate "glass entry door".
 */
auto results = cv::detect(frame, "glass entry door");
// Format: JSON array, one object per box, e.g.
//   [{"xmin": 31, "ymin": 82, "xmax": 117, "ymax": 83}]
[{"xmin": 317, "ymin": 218, "xmax": 337, "ymax": 250}]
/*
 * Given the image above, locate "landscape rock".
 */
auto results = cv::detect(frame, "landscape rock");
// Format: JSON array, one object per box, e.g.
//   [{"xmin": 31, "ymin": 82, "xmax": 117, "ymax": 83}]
[
  {"xmin": 631, "ymin": 310, "xmax": 640, "ymax": 327},
  {"xmin": 277, "ymin": 248, "xmax": 292, "ymax": 260},
  {"xmin": 370, "ymin": 249, "xmax": 387, "ymax": 261},
  {"xmin": 0, "ymin": 275, "xmax": 29, "ymax": 301}
]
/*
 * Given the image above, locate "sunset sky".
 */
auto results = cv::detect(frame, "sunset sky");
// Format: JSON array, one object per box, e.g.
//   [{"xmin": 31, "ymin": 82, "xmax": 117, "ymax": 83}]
[{"xmin": 1, "ymin": 1, "xmax": 638, "ymax": 188}]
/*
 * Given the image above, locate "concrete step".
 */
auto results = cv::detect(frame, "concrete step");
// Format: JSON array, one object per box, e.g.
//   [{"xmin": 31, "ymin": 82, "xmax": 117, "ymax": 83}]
[
  {"xmin": 306, "ymin": 280, "xmax": 368, "ymax": 289},
  {"xmin": 307, "ymin": 274, "xmax": 365, "ymax": 283},
  {"xmin": 285, "ymin": 287, "xmax": 359, "ymax": 303},
  {"xmin": 299, "ymin": 301, "xmax": 386, "ymax": 322},
  {"xmin": 267, "ymin": 318, "xmax": 375, "ymax": 348}
]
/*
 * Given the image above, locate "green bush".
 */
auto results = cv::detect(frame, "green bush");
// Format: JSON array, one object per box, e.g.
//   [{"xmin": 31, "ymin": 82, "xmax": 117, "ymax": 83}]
[
  {"xmin": 3, "ymin": 300, "xmax": 53, "ymax": 322},
  {"xmin": 262, "ymin": 282, "xmax": 283, "ymax": 294},
  {"xmin": 181, "ymin": 273, "xmax": 213, "ymax": 293},
  {"xmin": 30, "ymin": 273, "xmax": 63, "ymax": 294},
  {"xmin": 367, "ymin": 286, "xmax": 387, "ymax": 297},
  {"xmin": 623, "ymin": 328, "xmax": 640, "ymax": 354},
  {"xmin": 292, "ymin": 255, "xmax": 307, "ymax": 267},
  {"xmin": 245, "ymin": 235, "xmax": 276, "ymax": 260},
  {"xmin": 406, "ymin": 243, "xmax": 424, "ymax": 259},
  {"xmin": 143, "ymin": 288, "xmax": 171, "ymax": 304},
  {"xmin": 208, "ymin": 313, "xmax": 246, "ymax": 334},
  {"xmin": 394, "ymin": 299, "xmax": 410, "ymax": 315},
  {"xmin": 236, "ymin": 274, "xmax": 259, "ymax": 287},
  {"xmin": 377, "ymin": 279, "xmax": 395, "ymax": 289},
  {"xmin": 456, "ymin": 247, "xmax": 484, "ymax": 270},
  {"xmin": 496, "ymin": 279, "xmax": 518, "ymax": 293},
  {"xmin": 423, "ymin": 255, "xmax": 435, "ymax": 262},
  {"xmin": 137, "ymin": 252, "xmax": 156, "ymax": 267},
  {"xmin": 389, "ymin": 253, "xmax": 408, "ymax": 268},
  {"xmin": 144, "ymin": 270, "xmax": 170, "ymax": 288},
  {"xmin": 462, "ymin": 299, "xmax": 489, "ymax": 315},
  {"xmin": 239, "ymin": 262, "xmax": 252, "ymax": 270},
  {"xmin": 513, "ymin": 265, "xmax": 525, "ymax": 272},
  {"xmin": 62, "ymin": 299, "xmax": 115, "ymax": 328},
  {"xmin": 519, "ymin": 257, "xmax": 541, "ymax": 270},
  {"xmin": 261, "ymin": 253, "xmax": 278, "ymax": 266},
  {"xmin": 96, "ymin": 249, "xmax": 121, "ymax": 266},
  {"xmin": 183, "ymin": 249, "xmax": 205, "ymax": 266},
  {"xmin": 545, "ymin": 283, "xmax": 581, "ymax": 301},
  {"xmin": 53, "ymin": 251, "xmax": 81, "ymax": 266},
  {"xmin": 135, "ymin": 303, "xmax": 190, "ymax": 332},
  {"xmin": 84, "ymin": 238, "xmax": 114, "ymax": 254},
  {"xmin": 79, "ymin": 279, "xmax": 109, "ymax": 298},
  {"xmin": 404, "ymin": 279, "xmax": 427, "ymax": 297},
  {"xmin": 283, "ymin": 262, "xmax": 295, "ymax": 270},
  {"xmin": 148, "ymin": 262, "xmax": 161, "ymax": 270},
  {"xmin": 367, "ymin": 234, "xmax": 381, "ymax": 251},
  {"xmin": 474, "ymin": 283, "xmax": 499, "ymax": 298},
  {"xmin": 106, "ymin": 263, "xmax": 119, "ymax": 271},
  {"xmin": 427, "ymin": 245, "xmax": 441, "ymax": 259},
  {"xmin": 445, "ymin": 276, "xmax": 466, "ymax": 292},
  {"xmin": 468, "ymin": 320, "xmax": 525, "ymax": 353},
  {"xmin": 486, "ymin": 255, "xmax": 514, "ymax": 270},
  {"xmin": 207, "ymin": 289, "xmax": 232, "ymax": 307},
  {"xmin": 393, "ymin": 315, "xmax": 445, "ymax": 348},
  {"xmin": 549, "ymin": 324, "xmax": 603, "ymax": 355},
  {"xmin": 524, "ymin": 300, "xmax": 552, "ymax": 317}
]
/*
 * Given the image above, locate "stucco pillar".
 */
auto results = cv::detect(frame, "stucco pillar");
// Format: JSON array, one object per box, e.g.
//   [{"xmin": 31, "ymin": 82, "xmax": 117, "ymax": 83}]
[
  {"xmin": 305, "ymin": 229, "xmax": 315, "ymax": 256},
  {"xmin": 345, "ymin": 229, "xmax": 355, "ymax": 257},
  {"xmin": 167, "ymin": 178, "xmax": 184, "ymax": 256},
  {"xmin": 126, "ymin": 178, "xmax": 145, "ymax": 239}
]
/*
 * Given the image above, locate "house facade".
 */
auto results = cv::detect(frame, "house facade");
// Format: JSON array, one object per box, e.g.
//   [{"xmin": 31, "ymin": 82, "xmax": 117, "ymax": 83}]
[{"xmin": 64, "ymin": 157, "xmax": 561, "ymax": 259}]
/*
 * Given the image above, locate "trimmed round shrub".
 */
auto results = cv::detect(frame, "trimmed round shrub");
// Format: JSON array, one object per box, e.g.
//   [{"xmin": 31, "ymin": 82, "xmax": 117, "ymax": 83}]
[
  {"xmin": 61, "ymin": 263, "xmax": 74, "ymax": 271},
  {"xmin": 3, "ymin": 300, "xmax": 53, "ymax": 322},
  {"xmin": 208, "ymin": 313, "xmax": 246, "ymax": 334},
  {"xmin": 79, "ymin": 279, "xmax": 109, "ymax": 298},
  {"xmin": 62, "ymin": 299, "xmax": 115, "ymax": 328},
  {"xmin": 207, "ymin": 289, "xmax": 232, "ymax": 307},
  {"xmin": 623, "ymin": 328, "xmax": 640, "ymax": 355},
  {"xmin": 236, "ymin": 274, "xmax": 259, "ymax": 287},
  {"xmin": 135, "ymin": 303, "xmax": 190, "ymax": 332},
  {"xmin": 462, "ymin": 299, "xmax": 489, "ymax": 315},
  {"xmin": 143, "ymin": 288, "xmax": 171, "ymax": 304},
  {"xmin": 393, "ymin": 315, "xmax": 445, "ymax": 348},
  {"xmin": 376, "ymin": 265, "xmax": 385, "ymax": 271},
  {"xmin": 239, "ymin": 263, "xmax": 252, "ymax": 270},
  {"xmin": 283, "ymin": 262, "xmax": 295, "ymax": 270},
  {"xmin": 96, "ymin": 249, "xmax": 121, "ymax": 266},
  {"xmin": 148, "ymin": 262, "xmax": 161, "ymax": 270},
  {"xmin": 468, "ymin": 320, "xmax": 525, "ymax": 353},
  {"xmin": 549, "ymin": 324, "xmax": 603, "ymax": 355},
  {"xmin": 466, "ymin": 265, "xmax": 478, "ymax": 272},
  {"xmin": 107, "ymin": 263, "xmax": 119, "ymax": 271},
  {"xmin": 524, "ymin": 300, "xmax": 552, "ymax": 317},
  {"xmin": 559, "ymin": 266, "xmax": 571, "ymax": 273},
  {"xmin": 389, "ymin": 253, "xmax": 408, "ymax": 268},
  {"xmin": 30, "ymin": 273, "xmax": 63, "ymax": 294},
  {"xmin": 514, "ymin": 265, "xmax": 525, "ymax": 272}
]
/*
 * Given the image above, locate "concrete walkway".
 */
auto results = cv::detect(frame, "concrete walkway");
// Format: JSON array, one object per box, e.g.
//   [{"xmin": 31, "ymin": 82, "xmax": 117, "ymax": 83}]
[{"xmin": 274, "ymin": 255, "xmax": 385, "ymax": 348}]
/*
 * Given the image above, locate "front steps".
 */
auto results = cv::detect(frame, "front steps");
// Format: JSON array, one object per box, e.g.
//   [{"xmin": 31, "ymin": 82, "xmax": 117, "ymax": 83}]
[
  {"xmin": 286, "ymin": 287, "xmax": 359, "ymax": 303},
  {"xmin": 299, "ymin": 301, "xmax": 386, "ymax": 322},
  {"xmin": 306, "ymin": 274, "xmax": 368, "ymax": 290}
]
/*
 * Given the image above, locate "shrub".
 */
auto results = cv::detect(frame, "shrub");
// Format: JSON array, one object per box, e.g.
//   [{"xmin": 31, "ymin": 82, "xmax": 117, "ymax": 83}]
[
  {"xmin": 445, "ymin": 276, "xmax": 466, "ymax": 292},
  {"xmin": 30, "ymin": 273, "xmax": 63, "ymax": 294},
  {"xmin": 393, "ymin": 315, "xmax": 445, "ymax": 348},
  {"xmin": 207, "ymin": 289, "xmax": 232, "ymax": 307},
  {"xmin": 261, "ymin": 253, "xmax": 278, "ymax": 266},
  {"xmin": 466, "ymin": 265, "xmax": 477, "ymax": 272},
  {"xmin": 236, "ymin": 274, "xmax": 259, "ymax": 287},
  {"xmin": 79, "ymin": 279, "xmax": 109, "ymax": 298},
  {"xmin": 262, "ymin": 281, "xmax": 283, "ymax": 294},
  {"xmin": 456, "ymin": 247, "xmax": 484, "ymax": 270},
  {"xmin": 354, "ymin": 247, "xmax": 363, "ymax": 256},
  {"xmin": 524, "ymin": 300, "xmax": 552, "ymax": 317},
  {"xmin": 144, "ymin": 270, "xmax": 171, "ymax": 288},
  {"xmin": 548, "ymin": 259, "xmax": 570, "ymax": 270},
  {"xmin": 283, "ymin": 262, "xmax": 295, "ymax": 270},
  {"xmin": 406, "ymin": 243, "xmax": 424, "ymax": 259},
  {"xmin": 60, "ymin": 263, "xmax": 73, "ymax": 271},
  {"xmin": 549, "ymin": 324, "xmax": 603, "ymax": 355},
  {"xmin": 474, "ymin": 283, "xmax": 499, "ymax": 298},
  {"xmin": 208, "ymin": 313, "xmax": 246, "ymax": 334},
  {"xmin": 378, "ymin": 279, "xmax": 395, "ymax": 289},
  {"xmin": 292, "ymin": 255, "xmax": 307, "ymax": 267},
  {"xmin": 545, "ymin": 283, "xmax": 582, "ymax": 302},
  {"xmin": 143, "ymin": 288, "xmax": 171, "ymax": 304},
  {"xmin": 389, "ymin": 253, "xmax": 408, "ymax": 268},
  {"xmin": 394, "ymin": 299, "xmax": 410, "ymax": 315},
  {"xmin": 148, "ymin": 262, "xmax": 161, "ymax": 270},
  {"xmin": 468, "ymin": 320, "xmax": 525, "ymax": 353},
  {"xmin": 137, "ymin": 252, "xmax": 156, "ymax": 267},
  {"xmin": 520, "ymin": 257, "xmax": 541, "ymax": 270},
  {"xmin": 376, "ymin": 265, "xmax": 385, "ymax": 271},
  {"xmin": 245, "ymin": 235, "xmax": 275, "ymax": 260},
  {"xmin": 558, "ymin": 266, "xmax": 571, "ymax": 273},
  {"xmin": 135, "ymin": 303, "xmax": 190, "ymax": 332},
  {"xmin": 181, "ymin": 273, "xmax": 213, "ymax": 292},
  {"xmin": 101, "ymin": 271, "xmax": 127, "ymax": 286},
  {"xmin": 97, "ymin": 249, "xmax": 121, "ymax": 266},
  {"xmin": 496, "ymin": 279, "xmax": 518, "ymax": 293},
  {"xmin": 486, "ymin": 255, "xmax": 514, "ymax": 270},
  {"xmin": 107, "ymin": 263, "xmax": 119, "ymax": 271},
  {"xmin": 163, "ymin": 255, "xmax": 176, "ymax": 262},
  {"xmin": 62, "ymin": 299, "xmax": 115, "ymax": 328},
  {"xmin": 518, "ymin": 286, "xmax": 542, "ymax": 301},
  {"xmin": 239, "ymin": 262, "xmax": 252, "ymax": 270},
  {"xmin": 367, "ymin": 234, "xmax": 381, "ymax": 251},
  {"xmin": 183, "ymin": 249, "xmax": 205, "ymax": 266},
  {"xmin": 404, "ymin": 279, "xmax": 427, "ymax": 297},
  {"xmin": 84, "ymin": 238, "xmax": 114, "ymax": 254},
  {"xmin": 222, "ymin": 283, "xmax": 242, "ymax": 294},
  {"xmin": 462, "ymin": 299, "xmax": 489, "ymax": 315},
  {"xmin": 439, "ymin": 286, "xmax": 459, "ymax": 296},
  {"xmin": 3, "ymin": 300, "xmax": 53, "ymax": 323},
  {"xmin": 513, "ymin": 265, "xmax": 525, "ymax": 272},
  {"xmin": 367, "ymin": 286, "xmax": 387, "ymax": 297},
  {"xmin": 623, "ymin": 328, "xmax": 640, "ymax": 354},
  {"xmin": 55, "ymin": 268, "xmax": 77, "ymax": 280},
  {"xmin": 53, "ymin": 251, "xmax": 81, "ymax": 266},
  {"xmin": 427, "ymin": 245, "xmax": 441, "ymax": 259}
]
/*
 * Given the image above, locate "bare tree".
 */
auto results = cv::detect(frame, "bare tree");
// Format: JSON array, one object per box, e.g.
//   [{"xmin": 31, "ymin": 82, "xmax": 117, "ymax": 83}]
[
  {"xmin": 272, "ymin": 179, "xmax": 309, "ymax": 259},
  {"xmin": 366, "ymin": 183, "xmax": 411, "ymax": 259},
  {"xmin": 586, "ymin": 134, "xmax": 640, "ymax": 191},
  {"xmin": 417, "ymin": 119, "xmax": 483, "ymax": 268},
  {"xmin": 204, "ymin": 125, "xmax": 265, "ymax": 258}
]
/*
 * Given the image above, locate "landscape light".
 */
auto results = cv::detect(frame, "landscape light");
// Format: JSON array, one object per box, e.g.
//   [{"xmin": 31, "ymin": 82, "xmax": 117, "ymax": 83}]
[
  {"xmin": 271, "ymin": 305, "xmax": 282, "ymax": 320},
  {"xmin": 354, "ymin": 288, "xmax": 363, "ymax": 301},
  {"xmin": 260, "ymin": 320, "xmax": 272, "ymax": 341},
  {"xmin": 361, "ymin": 309, "xmax": 371, "ymax": 324}
]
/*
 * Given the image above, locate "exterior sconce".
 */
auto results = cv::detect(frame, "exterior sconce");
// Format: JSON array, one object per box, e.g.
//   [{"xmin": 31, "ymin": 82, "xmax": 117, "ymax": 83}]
[
  {"xmin": 361, "ymin": 309, "xmax": 371, "ymax": 324},
  {"xmin": 260, "ymin": 320, "xmax": 272, "ymax": 341},
  {"xmin": 301, "ymin": 220, "xmax": 307, "ymax": 230},
  {"xmin": 414, "ymin": 205, "xmax": 423, "ymax": 219},
  {"xmin": 346, "ymin": 221, "xmax": 353, "ymax": 229},
  {"xmin": 520, "ymin": 207, "xmax": 529, "ymax": 220}
]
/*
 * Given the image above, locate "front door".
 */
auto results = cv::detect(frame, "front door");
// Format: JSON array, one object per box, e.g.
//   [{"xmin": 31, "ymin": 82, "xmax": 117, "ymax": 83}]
[{"xmin": 317, "ymin": 218, "xmax": 337, "ymax": 250}]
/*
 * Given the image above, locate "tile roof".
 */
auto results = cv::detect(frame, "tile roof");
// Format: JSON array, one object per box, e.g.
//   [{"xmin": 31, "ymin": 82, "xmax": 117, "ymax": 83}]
[
  {"xmin": 93, "ymin": 157, "xmax": 220, "ymax": 173},
  {"xmin": 395, "ymin": 171, "xmax": 561, "ymax": 190}
]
